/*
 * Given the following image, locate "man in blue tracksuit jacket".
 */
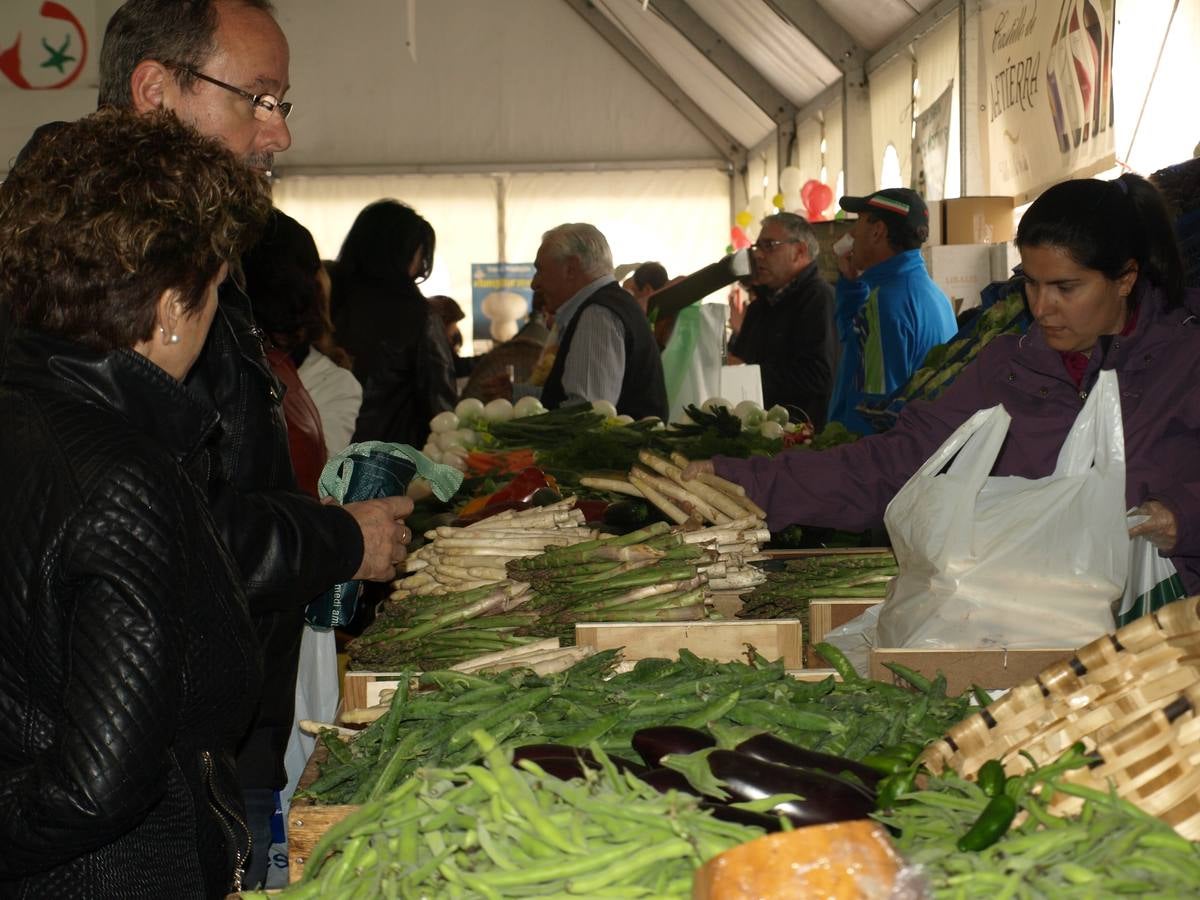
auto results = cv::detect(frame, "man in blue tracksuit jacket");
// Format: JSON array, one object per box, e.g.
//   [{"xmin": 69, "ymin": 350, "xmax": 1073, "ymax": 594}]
[{"xmin": 827, "ymin": 188, "xmax": 956, "ymax": 434}]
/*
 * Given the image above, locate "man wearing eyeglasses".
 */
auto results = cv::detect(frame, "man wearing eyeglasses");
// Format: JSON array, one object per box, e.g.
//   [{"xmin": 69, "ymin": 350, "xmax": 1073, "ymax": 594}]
[
  {"xmin": 729, "ymin": 212, "xmax": 837, "ymax": 428},
  {"xmin": 15, "ymin": 1, "xmax": 413, "ymax": 890}
]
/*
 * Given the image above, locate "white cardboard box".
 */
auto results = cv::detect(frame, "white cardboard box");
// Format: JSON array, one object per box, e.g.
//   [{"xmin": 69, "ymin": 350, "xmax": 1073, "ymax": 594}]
[{"xmin": 923, "ymin": 244, "xmax": 993, "ymax": 314}]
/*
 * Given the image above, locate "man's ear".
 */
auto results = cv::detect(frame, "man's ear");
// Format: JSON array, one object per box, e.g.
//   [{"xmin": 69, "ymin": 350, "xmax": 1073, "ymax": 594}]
[{"xmin": 129, "ymin": 60, "xmax": 173, "ymax": 113}]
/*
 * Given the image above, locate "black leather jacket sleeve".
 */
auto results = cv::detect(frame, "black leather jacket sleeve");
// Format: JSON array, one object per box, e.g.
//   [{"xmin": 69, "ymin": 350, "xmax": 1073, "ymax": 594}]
[
  {"xmin": 0, "ymin": 485, "xmax": 183, "ymax": 875},
  {"xmin": 207, "ymin": 478, "xmax": 364, "ymax": 614}
]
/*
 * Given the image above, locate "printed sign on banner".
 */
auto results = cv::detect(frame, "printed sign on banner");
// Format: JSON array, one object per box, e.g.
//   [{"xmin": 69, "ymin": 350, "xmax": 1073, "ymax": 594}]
[
  {"xmin": 470, "ymin": 263, "xmax": 534, "ymax": 343},
  {"xmin": 913, "ymin": 81, "xmax": 954, "ymax": 202},
  {"xmin": 0, "ymin": 2, "xmax": 94, "ymax": 90},
  {"xmin": 981, "ymin": 0, "xmax": 1115, "ymax": 199}
]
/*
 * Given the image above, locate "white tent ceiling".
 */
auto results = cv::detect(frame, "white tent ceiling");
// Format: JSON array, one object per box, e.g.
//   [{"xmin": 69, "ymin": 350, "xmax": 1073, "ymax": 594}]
[
  {"xmin": 3, "ymin": 0, "xmax": 949, "ymax": 176},
  {"xmin": 268, "ymin": 0, "xmax": 948, "ymax": 174}
]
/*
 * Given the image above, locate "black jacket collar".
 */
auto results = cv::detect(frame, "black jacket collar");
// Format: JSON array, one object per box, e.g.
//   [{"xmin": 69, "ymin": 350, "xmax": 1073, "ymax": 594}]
[{"xmin": 2, "ymin": 328, "xmax": 220, "ymax": 463}]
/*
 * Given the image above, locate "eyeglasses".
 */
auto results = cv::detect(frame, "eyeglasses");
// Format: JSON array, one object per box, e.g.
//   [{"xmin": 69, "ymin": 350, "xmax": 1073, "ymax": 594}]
[
  {"xmin": 750, "ymin": 238, "xmax": 802, "ymax": 253},
  {"xmin": 167, "ymin": 63, "xmax": 293, "ymax": 121}
]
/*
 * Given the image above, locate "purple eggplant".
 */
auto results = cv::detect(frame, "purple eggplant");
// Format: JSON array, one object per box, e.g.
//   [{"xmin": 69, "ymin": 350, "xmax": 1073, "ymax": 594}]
[
  {"xmin": 631, "ymin": 726, "xmax": 716, "ymax": 769},
  {"xmin": 511, "ymin": 743, "xmax": 646, "ymax": 775},
  {"xmin": 734, "ymin": 733, "xmax": 883, "ymax": 789},
  {"xmin": 706, "ymin": 750, "xmax": 876, "ymax": 827}
]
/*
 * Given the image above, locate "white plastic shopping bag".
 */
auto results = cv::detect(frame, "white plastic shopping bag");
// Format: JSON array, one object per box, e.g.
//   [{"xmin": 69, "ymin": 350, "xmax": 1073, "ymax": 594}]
[
  {"xmin": 876, "ymin": 369, "xmax": 1128, "ymax": 649},
  {"xmin": 1117, "ymin": 511, "xmax": 1185, "ymax": 627}
]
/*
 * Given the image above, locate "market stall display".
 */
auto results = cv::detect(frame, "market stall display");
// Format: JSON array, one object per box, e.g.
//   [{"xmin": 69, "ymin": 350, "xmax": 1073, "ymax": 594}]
[{"xmin": 302, "ymin": 650, "xmax": 974, "ymax": 808}]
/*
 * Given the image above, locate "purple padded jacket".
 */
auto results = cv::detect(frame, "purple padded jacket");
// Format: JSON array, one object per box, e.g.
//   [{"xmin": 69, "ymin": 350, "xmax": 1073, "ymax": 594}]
[{"xmin": 715, "ymin": 282, "xmax": 1200, "ymax": 592}]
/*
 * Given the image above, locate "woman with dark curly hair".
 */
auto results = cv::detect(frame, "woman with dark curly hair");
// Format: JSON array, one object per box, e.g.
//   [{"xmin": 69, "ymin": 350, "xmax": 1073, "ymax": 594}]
[
  {"xmin": 330, "ymin": 199, "xmax": 457, "ymax": 448},
  {"xmin": 0, "ymin": 108, "xmax": 271, "ymax": 897}
]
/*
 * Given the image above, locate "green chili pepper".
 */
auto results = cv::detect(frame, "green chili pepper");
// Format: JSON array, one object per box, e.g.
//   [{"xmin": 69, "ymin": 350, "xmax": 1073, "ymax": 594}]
[
  {"xmin": 957, "ymin": 793, "xmax": 1018, "ymax": 851},
  {"xmin": 876, "ymin": 767, "xmax": 917, "ymax": 810},
  {"xmin": 861, "ymin": 752, "xmax": 913, "ymax": 776},
  {"xmin": 978, "ymin": 759, "xmax": 1007, "ymax": 798}
]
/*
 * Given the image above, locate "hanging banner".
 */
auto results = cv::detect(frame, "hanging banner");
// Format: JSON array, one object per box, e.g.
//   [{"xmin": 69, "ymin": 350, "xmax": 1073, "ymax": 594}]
[
  {"xmin": 912, "ymin": 80, "xmax": 954, "ymax": 202},
  {"xmin": 0, "ymin": 2, "xmax": 93, "ymax": 90},
  {"xmin": 981, "ymin": 0, "xmax": 1115, "ymax": 199},
  {"xmin": 470, "ymin": 263, "xmax": 534, "ymax": 343}
]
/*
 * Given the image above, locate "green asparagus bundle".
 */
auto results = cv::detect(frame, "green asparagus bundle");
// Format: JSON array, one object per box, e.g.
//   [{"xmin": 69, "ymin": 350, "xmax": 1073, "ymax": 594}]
[
  {"xmin": 348, "ymin": 583, "xmax": 540, "ymax": 671},
  {"xmin": 737, "ymin": 552, "xmax": 899, "ymax": 627},
  {"xmin": 304, "ymin": 648, "xmax": 976, "ymax": 807},
  {"xmin": 257, "ymin": 730, "xmax": 765, "ymax": 899},
  {"xmin": 506, "ymin": 522, "xmax": 712, "ymax": 641}
]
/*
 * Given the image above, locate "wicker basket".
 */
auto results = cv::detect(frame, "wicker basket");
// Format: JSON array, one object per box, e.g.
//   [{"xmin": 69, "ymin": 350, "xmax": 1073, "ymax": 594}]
[{"xmin": 920, "ymin": 596, "xmax": 1200, "ymax": 839}]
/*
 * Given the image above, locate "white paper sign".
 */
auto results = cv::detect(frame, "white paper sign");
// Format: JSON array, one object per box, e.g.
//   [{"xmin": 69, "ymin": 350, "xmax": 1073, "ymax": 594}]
[{"xmin": 980, "ymin": 0, "xmax": 1115, "ymax": 198}]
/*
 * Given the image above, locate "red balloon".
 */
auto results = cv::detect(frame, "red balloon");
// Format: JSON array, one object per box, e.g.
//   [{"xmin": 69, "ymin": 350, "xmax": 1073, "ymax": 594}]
[
  {"xmin": 802, "ymin": 180, "xmax": 834, "ymax": 222},
  {"xmin": 730, "ymin": 226, "xmax": 752, "ymax": 250}
]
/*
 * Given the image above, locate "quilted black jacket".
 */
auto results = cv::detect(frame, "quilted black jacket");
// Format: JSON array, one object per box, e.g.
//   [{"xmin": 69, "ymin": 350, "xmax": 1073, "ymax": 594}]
[
  {"xmin": 0, "ymin": 330, "xmax": 262, "ymax": 898},
  {"xmin": 189, "ymin": 285, "xmax": 363, "ymax": 789}
]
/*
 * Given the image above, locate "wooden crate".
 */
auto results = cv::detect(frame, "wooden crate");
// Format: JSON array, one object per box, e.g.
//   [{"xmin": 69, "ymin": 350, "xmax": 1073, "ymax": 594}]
[
  {"xmin": 868, "ymin": 647, "xmax": 1074, "ymax": 696},
  {"xmin": 341, "ymin": 671, "xmax": 410, "ymax": 716},
  {"xmin": 807, "ymin": 599, "xmax": 884, "ymax": 667},
  {"xmin": 575, "ymin": 619, "xmax": 802, "ymax": 668},
  {"xmin": 288, "ymin": 742, "xmax": 357, "ymax": 883}
]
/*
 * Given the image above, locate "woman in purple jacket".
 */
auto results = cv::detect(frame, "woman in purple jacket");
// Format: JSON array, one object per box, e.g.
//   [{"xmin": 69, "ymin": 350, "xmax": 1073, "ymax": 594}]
[{"xmin": 689, "ymin": 174, "xmax": 1200, "ymax": 592}]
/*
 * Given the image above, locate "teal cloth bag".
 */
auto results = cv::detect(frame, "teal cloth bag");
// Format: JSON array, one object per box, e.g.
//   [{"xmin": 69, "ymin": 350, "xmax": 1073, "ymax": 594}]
[{"xmin": 305, "ymin": 442, "xmax": 462, "ymax": 628}]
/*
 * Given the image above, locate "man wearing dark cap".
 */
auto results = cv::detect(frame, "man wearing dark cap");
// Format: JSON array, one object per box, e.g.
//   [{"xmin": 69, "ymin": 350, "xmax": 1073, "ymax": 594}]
[{"xmin": 828, "ymin": 187, "xmax": 955, "ymax": 433}]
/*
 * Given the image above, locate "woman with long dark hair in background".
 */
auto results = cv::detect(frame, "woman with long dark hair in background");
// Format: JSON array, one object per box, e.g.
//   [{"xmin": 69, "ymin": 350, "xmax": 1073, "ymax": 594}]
[{"xmin": 330, "ymin": 200, "xmax": 457, "ymax": 448}]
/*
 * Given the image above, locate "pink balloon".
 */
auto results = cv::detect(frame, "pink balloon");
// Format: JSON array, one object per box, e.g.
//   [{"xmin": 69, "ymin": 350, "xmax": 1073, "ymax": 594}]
[{"xmin": 730, "ymin": 226, "xmax": 752, "ymax": 250}]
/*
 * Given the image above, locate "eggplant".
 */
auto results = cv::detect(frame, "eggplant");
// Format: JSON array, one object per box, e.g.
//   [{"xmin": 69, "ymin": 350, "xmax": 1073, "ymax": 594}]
[
  {"xmin": 734, "ymin": 733, "xmax": 883, "ymax": 789},
  {"xmin": 638, "ymin": 766, "xmax": 705, "ymax": 798},
  {"xmin": 511, "ymin": 743, "xmax": 646, "ymax": 775},
  {"xmin": 699, "ymin": 801, "xmax": 785, "ymax": 833},
  {"xmin": 631, "ymin": 726, "xmax": 716, "ymax": 769},
  {"xmin": 706, "ymin": 750, "xmax": 876, "ymax": 827}
]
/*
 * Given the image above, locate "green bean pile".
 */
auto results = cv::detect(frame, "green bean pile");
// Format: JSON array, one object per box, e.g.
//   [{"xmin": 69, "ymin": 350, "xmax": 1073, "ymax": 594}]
[
  {"xmin": 303, "ymin": 648, "xmax": 975, "ymax": 806},
  {"xmin": 256, "ymin": 730, "xmax": 765, "ymax": 899},
  {"xmin": 879, "ymin": 757, "xmax": 1200, "ymax": 898}
]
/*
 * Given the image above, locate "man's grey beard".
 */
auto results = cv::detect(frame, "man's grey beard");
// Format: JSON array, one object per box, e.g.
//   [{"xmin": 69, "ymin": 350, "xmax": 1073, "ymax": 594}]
[{"xmin": 246, "ymin": 152, "xmax": 274, "ymax": 173}]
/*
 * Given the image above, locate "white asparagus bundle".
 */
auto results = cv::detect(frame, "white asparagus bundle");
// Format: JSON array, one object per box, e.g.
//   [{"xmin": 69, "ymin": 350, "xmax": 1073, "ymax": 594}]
[
  {"xmin": 460, "ymin": 645, "xmax": 596, "ymax": 676},
  {"xmin": 579, "ymin": 475, "xmax": 645, "ymax": 498},
  {"xmin": 627, "ymin": 469, "xmax": 691, "ymax": 524},
  {"xmin": 449, "ymin": 637, "xmax": 561, "ymax": 671},
  {"xmin": 668, "ymin": 451, "xmax": 768, "ymax": 519},
  {"xmin": 299, "ymin": 719, "xmax": 358, "ymax": 736},
  {"xmin": 630, "ymin": 466, "xmax": 727, "ymax": 524},
  {"xmin": 706, "ymin": 570, "xmax": 768, "ymax": 590},
  {"xmin": 638, "ymin": 450, "xmax": 747, "ymax": 521}
]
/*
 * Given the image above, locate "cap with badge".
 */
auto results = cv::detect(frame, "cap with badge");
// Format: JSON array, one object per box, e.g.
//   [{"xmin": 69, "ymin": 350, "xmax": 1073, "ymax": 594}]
[{"xmin": 839, "ymin": 188, "xmax": 929, "ymax": 232}]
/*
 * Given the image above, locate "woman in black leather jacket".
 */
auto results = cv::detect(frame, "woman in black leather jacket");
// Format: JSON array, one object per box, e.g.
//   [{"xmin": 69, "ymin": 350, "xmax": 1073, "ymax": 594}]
[
  {"xmin": 330, "ymin": 200, "xmax": 458, "ymax": 448},
  {"xmin": 0, "ymin": 110, "xmax": 270, "ymax": 897}
]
